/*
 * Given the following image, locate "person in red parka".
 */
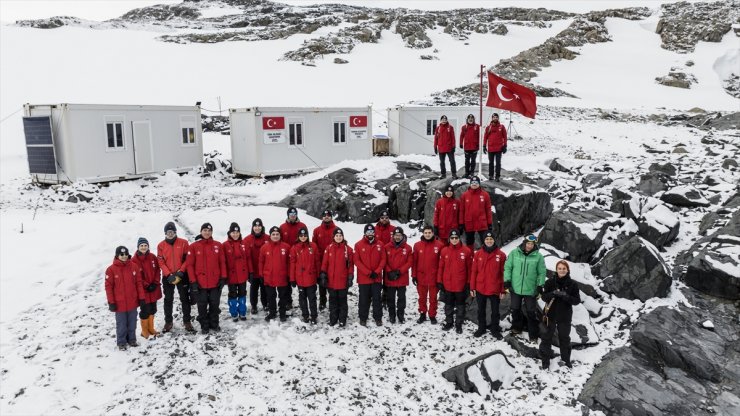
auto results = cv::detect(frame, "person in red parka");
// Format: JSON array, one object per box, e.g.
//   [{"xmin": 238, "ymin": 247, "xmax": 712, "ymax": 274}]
[
  {"xmin": 459, "ymin": 114, "xmax": 481, "ymax": 178},
  {"xmin": 434, "ymin": 115, "xmax": 457, "ymax": 179},
  {"xmin": 433, "ymin": 185, "xmax": 461, "ymax": 244},
  {"xmin": 223, "ymin": 222, "xmax": 251, "ymax": 322},
  {"xmin": 186, "ymin": 223, "xmax": 227, "ymax": 334},
  {"xmin": 412, "ymin": 225, "xmax": 444, "ymax": 324},
  {"xmin": 375, "ymin": 210, "xmax": 395, "ymax": 246},
  {"xmin": 470, "ymin": 231, "xmax": 507, "ymax": 339},
  {"xmin": 384, "ymin": 227, "xmax": 413, "ymax": 324},
  {"xmin": 319, "ymin": 228, "xmax": 354, "ymax": 327},
  {"xmin": 105, "ymin": 246, "xmax": 145, "ymax": 350},
  {"xmin": 355, "ymin": 224, "xmax": 387, "ymax": 326},
  {"xmin": 245, "ymin": 218, "xmax": 268, "ymax": 314},
  {"xmin": 460, "ymin": 176, "xmax": 493, "ymax": 249},
  {"xmin": 260, "ymin": 226, "xmax": 292, "ymax": 322},
  {"xmin": 312, "ymin": 209, "xmax": 337, "ymax": 311},
  {"xmin": 132, "ymin": 237, "xmax": 161, "ymax": 340},
  {"xmin": 157, "ymin": 221, "xmax": 194, "ymax": 333},
  {"xmin": 280, "ymin": 207, "xmax": 306, "ymax": 309},
  {"xmin": 437, "ymin": 230, "xmax": 473, "ymax": 334},
  {"xmin": 290, "ymin": 227, "xmax": 321, "ymax": 324},
  {"xmin": 483, "ymin": 113, "xmax": 507, "ymax": 182}
]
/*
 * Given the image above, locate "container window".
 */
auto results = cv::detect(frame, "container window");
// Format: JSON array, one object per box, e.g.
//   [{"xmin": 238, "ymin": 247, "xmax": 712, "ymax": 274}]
[
  {"xmin": 333, "ymin": 122, "xmax": 346, "ymax": 144},
  {"xmin": 289, "ymin": 122, "xmax": 303, "ymax": 146},
  {"xmin": 106, "ymin": 122, "xmax": 124, "ymax": 149},
  {"xmin": 426, "ymin": 119, "xmax": 438, "ymax": 136},
  {"xmin": 182, "ymin": 127, "xmax": 195, "ymax": 144}
]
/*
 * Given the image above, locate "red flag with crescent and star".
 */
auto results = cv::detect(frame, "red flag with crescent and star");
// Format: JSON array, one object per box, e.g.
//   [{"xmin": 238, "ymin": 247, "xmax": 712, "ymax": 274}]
[
  {"xmin": 262, "ymin": 116, "xmax": 285, "ymax": 130},
  {"xmin": 485, "ymin": 71, "xmax": 537, "ymax": 119},
  {"xmin": 350, "ymin": 115, "xmax": 368, "ymax": 128}
]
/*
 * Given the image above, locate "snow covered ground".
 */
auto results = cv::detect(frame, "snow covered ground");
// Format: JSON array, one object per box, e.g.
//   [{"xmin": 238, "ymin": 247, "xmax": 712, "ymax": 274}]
[{"xmin": 0, "ymin": 1, "xmax": 738, "ymax": 415}]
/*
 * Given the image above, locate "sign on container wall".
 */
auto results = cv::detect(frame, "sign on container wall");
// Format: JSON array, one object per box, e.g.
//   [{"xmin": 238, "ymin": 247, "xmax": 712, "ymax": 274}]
[
  {"xmin": 262, "ymin": 116, "xmax": 285, "ymax": 144},
  {"xmin": 349, "ymin": 115, "xmax": 368, "ymax": 140}
]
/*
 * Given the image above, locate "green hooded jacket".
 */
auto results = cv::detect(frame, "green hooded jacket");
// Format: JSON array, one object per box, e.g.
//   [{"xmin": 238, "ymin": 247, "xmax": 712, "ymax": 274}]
[{"xmin": 503, "ymin": 244, "xmax": 546, "ymax": 296}]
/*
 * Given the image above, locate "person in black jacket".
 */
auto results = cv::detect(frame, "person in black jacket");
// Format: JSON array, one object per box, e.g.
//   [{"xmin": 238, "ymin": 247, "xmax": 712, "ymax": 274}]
[{"xmin": 539, "ymin": 260, "xmax": 581, "ymax": 369}]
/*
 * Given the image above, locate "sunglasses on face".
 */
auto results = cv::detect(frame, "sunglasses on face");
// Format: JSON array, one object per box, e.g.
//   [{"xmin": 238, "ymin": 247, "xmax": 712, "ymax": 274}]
[
  {"xmin": 365, "ymin": 230, "xmax": 375, "ymax": 235},
  {"xmin": 449, "ymin": 236, "xmax": 459, "ymax": 240}
]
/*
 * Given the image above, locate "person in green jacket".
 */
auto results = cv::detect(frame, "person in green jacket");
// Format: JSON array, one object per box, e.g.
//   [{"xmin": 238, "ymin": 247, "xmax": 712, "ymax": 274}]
[{"xmin": 504, "ymin": 234, "xmax": 546, "ymax": 342}]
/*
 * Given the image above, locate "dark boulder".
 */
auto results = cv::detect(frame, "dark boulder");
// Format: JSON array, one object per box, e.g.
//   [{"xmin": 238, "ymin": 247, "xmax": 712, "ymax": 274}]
[
  {"xmin": 648, "ymin": 162, "xmax": 677, "ymax": 177},
  {"xmin": 623, "ymin": 195, "xmax": 680, "ymax": 249},
  {"xmin": 637, "ymin": 171, "xmax": 669, "ymax": 196},
  {"xmin": 661, "ymin": 185, "xmax": 711, "ymax": 207},
  {"xmin": 538, "ymin": 207, "xmax": 619, "ymax": 262},
  {"xmin": 391, "ymin": 172, "xmax": 438, "ymax": 223},
  {"xmin": 592, "ymin": 236, "xmax": 672, "ymax": 301},
  {"xmin": 442, "ymin": 351, "xmax": 516, "ymax": 395}
]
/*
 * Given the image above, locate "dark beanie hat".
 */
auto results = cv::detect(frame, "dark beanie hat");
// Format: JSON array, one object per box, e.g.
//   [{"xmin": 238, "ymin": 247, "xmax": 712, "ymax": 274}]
[
  {"xmin": 322, "ymin": 209, "xmax": 333, "ymax": 217},
  {"xmin": 444, "ymin": 185, "xmax": 454, "ymax": 193},
  {"xmin": 115, "ymin": 246, "xmax": 130, "ymax": 257},
  {"xmin": 164, "ymin": 222, "xmax": 177, "ymax": 233},
  {"xmin": 252, "ymin": 218, "xmax": 263, "ymax": 227},
  {"xmin": 448, "ymin": 229, "xmax": 460, "ymax": 239},
  {"xmin": 393, "ymin": 227, "xmax": 404, "ymax": 235},
  {"xmin": 483, "ymin": 231, "xmax": 494, "ymax": 239},
  {"xmin": 229, "ymin": 222, "xmax": 240, "ymax": 233},
  {"xmin": 287, "ymin": 207, "xmax": 298, "ymax": 216},
  {"xmin": 364, "ymin": 224, "xmax": 375, "ymax": 234},
  {"xmin": 137, "ymin": 237, "xmax": 149, "ymax": 247},
  {"xmin": 333, "ymin": 227, "xmax": 344, "ymax": 236},
  {"xmin": 470, "ymin": 176, "xmax": 481, "ymax": 185},
  {"xmin": 298, "ymin": 228, "xmax": 309, "ymax": 237},
  {"xmin": 201, "ymin": 223, "xmax": 213, "ymax": 231},
  {"xmin": 269, "ymin": 226, "xmax": 280, "ymax": 234}
]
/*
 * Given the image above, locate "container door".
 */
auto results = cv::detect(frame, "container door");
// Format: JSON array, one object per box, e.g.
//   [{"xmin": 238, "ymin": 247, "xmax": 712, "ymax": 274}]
[{"xmin": 132, "ymin": 120, "xmax": 154, "ymax": 174}]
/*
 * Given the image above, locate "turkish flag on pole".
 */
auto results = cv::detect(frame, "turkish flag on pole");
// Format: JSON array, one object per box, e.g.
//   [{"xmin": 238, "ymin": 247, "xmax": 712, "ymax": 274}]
[
  {"xmin": 350, "ymin": 116, "xmax": 368, "ymax": 128},
  {"xmin": 262, "ymin": 116, "xmax": 285, "ymax": 130},
  {"xmin": 485, "ymin": 71, "xmax": 537, "ymax": 119}
]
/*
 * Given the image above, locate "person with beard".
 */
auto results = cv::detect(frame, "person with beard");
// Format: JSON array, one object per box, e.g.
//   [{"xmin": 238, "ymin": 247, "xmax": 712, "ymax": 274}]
[
  {"xmin": 156, "ymin": 222, "xmax": 195, "ymax": 333},
  {"xmin": 312, "ymin": 209, "xmax": 337, "ymax": 311},
  {"xmin": 470, "ymin": 232, "xmax": 506, "ymax": 339},
  {"xmin": 131, "ymin": 237, "xmax": 161, "ymax": 339},
  {"xmin": 319, "ymin": 228, "xmax": 354, "ymax": 327},
  {"xmin": 383, "ymin": 227, "xmax": 413, "ymax": 324},
  {"xmin": 483, "ymin": 113, "xmax": 507, "ymax": 182},
  {"xmin": 539, "ymin": 260, "xmax": 581, "ymax": 369},
  {"xmin": 290, "ymin": 228, "xmax": 320, "ymax": 324},
  {"xmin": 412, "ymin": 225, "xmax": 444, "ymax": 324},
  {"xmin": 355, "ymin": 224, "xmax": 387, "ymax": 326},
  {"xmin": 185, "ymin": 223, "xmax": 227, "ymax": 334},
  {"xmin": 223, "ymin": 222, "xmax": 251, "ymax": 322},
  {"xmin": 105, "ymin": 246, "xmax": 146, "ymax": 350},
  {"xmin": 245, "ymin": 218, "xmax": 269, "ymax": 313},
  {"xmin": 504, "ymin": 234, "xmax": 547, "ymax": 342}
]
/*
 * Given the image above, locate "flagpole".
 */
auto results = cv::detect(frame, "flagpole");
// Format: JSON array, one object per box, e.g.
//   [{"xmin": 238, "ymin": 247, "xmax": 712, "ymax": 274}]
[{"xmin": 479, "ymin": 64, "xmax": 484, "ymax": 178}]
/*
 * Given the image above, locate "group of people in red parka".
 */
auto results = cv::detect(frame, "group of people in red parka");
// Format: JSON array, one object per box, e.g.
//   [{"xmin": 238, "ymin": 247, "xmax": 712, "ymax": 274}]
[{"xmin": 104, "ymin": 179, "xmax": 506, "ymax": 349}]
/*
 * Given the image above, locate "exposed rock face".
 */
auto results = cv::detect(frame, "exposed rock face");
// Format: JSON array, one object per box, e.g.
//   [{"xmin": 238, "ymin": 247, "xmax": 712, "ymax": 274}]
[
  {"xmin": 622, "ymin": 195, "xmax": 680, "ymax": 249},
  {"xmin": 591, "ymin": 236, "xmax": 672, "ymax": 301},
  {"xmin": 538, "ymin": 207, "xmax": 619, "ymax": 262},
  {"xmin": 442, "ymin": 351, "xmax": 517, "ymax": 395},
  {"xmin": 661, "ymin": 185, "xmax": 711, "ymax": 207},
  {"xmin": 656, "ymin": 68, "xmax": 697, "ymax": 88},
  {"xmin": 637, "ymin": 172, "xmax": 670, "ymax": 196},
  {"xmin": 656, "ymin": 0, "xmax": 737, "ymax": 53}
]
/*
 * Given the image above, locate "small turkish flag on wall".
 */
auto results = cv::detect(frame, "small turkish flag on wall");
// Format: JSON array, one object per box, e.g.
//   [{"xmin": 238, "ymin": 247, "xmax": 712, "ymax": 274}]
[
  {"xmin": 350, "ymin": 116, "xmax": 368, "ymax": 128},
  {"xmin": 262, "ymin": 117, "xmax": 285, "ymax": 130}
]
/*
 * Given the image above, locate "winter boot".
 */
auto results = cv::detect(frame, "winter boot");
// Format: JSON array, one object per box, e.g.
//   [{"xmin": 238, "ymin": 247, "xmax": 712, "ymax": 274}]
[
  {"xmin": 228, "ymin": 298, "xmax": 239, "ymax": 320},
  {"xmin": 237, "ymin": 296, "xmax": 248, "ymax": 319},
  {"xmin": 140, "ymin": 319, "xmax": 150, "ymax": 340},
  {"xmin": 398, "ymin": 316, "xmax": 405, "ymax": 324},
  {"xmin": 360, "ymin": 320, "xmax": 367, "ymax": 327},
  {"xmin": 442, "ymin": 322, "xmax": 454, "ymax": 331},
  {"xmin": 389, "ymin": 316, "xmax": 396, "ymax": 324},
  {"xmin": 473, "ymin": 327, "xmax": 486, "ymax": 338},
  {"xmin": 375, "ymin": 320, "xmax": 383, "ymax": 327},
  {"xmin": 184, "ymin": 322, "xmax": 196, "ymax": 333},
  {"xmin": 541, "ymin": 358, "xmax": 550, "ymax": 370},
  {"xmin": 118, "ymin": 344, "xmax": 127, "ymax": 351},
  {"xmin": 455, "ymin": 325, "xmax": 463, "ymax": 334},
  {"xmin": 148, "ymin": 316, "xmax": 160, "ymax": 337},
  {"xmin": 301, "ymin": 316, "xmax": 310, "ymax": 323},
  {"xmin": 162, "ymin": 322, "xmax": 173, "ymax": 333},
  {"xmin": 417, "ymin": 313, "xmax": 427, "ymax": 324},
  {"xmin": 128, "ymin": 340, "xmax": 139, "ymax": 347},
  {"xmin": 430, "ymin": 317, "xmax": 438, "ymax": 325},
  {"xmin": 310, "ymin": 317, "xmax": 317, "ymax": 324}
]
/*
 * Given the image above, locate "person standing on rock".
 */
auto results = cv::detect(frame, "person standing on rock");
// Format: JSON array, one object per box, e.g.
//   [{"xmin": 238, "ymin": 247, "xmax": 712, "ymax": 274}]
[
  {"xmin": 260, "ymin": 226, "xmax": 292, "ymax": 322},
  {"xmin": 290, "ymin": 227, "xmax": 321, "ymax": 324},
  {"xmin": 460, "ymin": 114, "xmax": 481, "ymax": 178},
  {"xmin": 460, "ymin": 176, "xmax": 493, "ymax": 249},
  {"xmin": 245, "ymin": 218, "xmax": 268, "ymax": 314},
  {"xmin": 483, "ymin": 113, "xmax": 507, "ymax": 182},
  {"xmin": 437, "ymin": 230, "xmax": 473, "ymax": 334},
  {"xmin": 156, "ymin": 222, "xmax": 195, "ymax": 333},
  {"xmin": 384, "ymin": 227, "xmax": 413, "ymax": 324},
  {"xmin": 433, "ymin": 185, "xmax": 461, "ymax": 245},
  {"xmin": 132, "ymin": 237, "xmax": 161, "ymax": 340},
  {"xmin": 412, "ymin": 225, "xmax": 444, "ymax": 324},
  {"xmin": 434, "ymin": 115, "xmax": 457, "ymax": 179},
  {"xmin": 105, "ymin": 246, "xmax": 146, "ymax": 350},
  {"xmin": 504, "ymin": 234, "xmax": 547, "ymax": 342},
  {"xmin": 223, "ymin": 222, "xmax": 251, "ymax": 322},
  {"xmin": 312, "ymin": 209, "xmax": 337, "ymax": 312},
  {"xmin": 470, "ymin": 232, "xmax": 506, "ymax": 339},
  {"xmin": 319, "ymin": 228, "xmax": 354, "ymax": 327},
  {"xmin": 539, "ymin": 260, "xmax": 581, "ymax": 369},
  {"xmin": 186, "ymin": 223, "xmax": 228, "ymax": 334},
  {"xmin": 355, "ymin": 224, "xmax": 387, "ymax": 327}
]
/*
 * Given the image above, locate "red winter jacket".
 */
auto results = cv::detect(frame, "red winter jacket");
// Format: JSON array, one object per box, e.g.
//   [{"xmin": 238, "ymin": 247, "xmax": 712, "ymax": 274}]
[
  {"xmin": 484, "ymin": 122, "xmax": 507, "ymax": 153},
  {"xmin": 412, "ymin": 238, "xmax": 444, "ymax": 286},
  {"xmin": 290, "ymin": 241, "xmax": 320, "ymax": 287},
  {"xmin": 312, "ymin": 221, "xmax": 337, "ymax": 264},
  {"xmin": 384, "ymin": 240, "xmax": 413, "ymax": 287},
  {"xmin": 223, "ymin": 237, "xmax": 251, "ymax": 285},
  {"xmin": 259, "ymin": 240, "xmax": 291, "ymax": 287},
  {"xmin": 433, "ymin": 196, "xmax": 461, "ymax": 240},
  {"xmin": 471, "ymin": 247, "xmax": 507, "ymax": 296},
  {"xmin": 186, "ymin": 238, "xmax": 227, "ymax": 289},
  {"xmin": 245, "ymin": 233, "xmax": 269, "ymax": 278},
  {"xmin": 437, "ymin": 243, "xmax": 472, "ymax": 292},
  {"xmin": 280, "ymin": 220, "xmax": 308, "ymax": 246},
  {"xmin": 132, "ymin": 251, "xmax": 162, "ymax": 303},
  {"xmin": 434, "ymin": 123, "xmax": 455, "ymax": 154},
  {"xmin": 156, "ymin": 237, "xmax": 189, "ymax": 279},
  {"xmin": 321, "ymin": 241, "xmax": 354, "ymax": 290},
  {"xmin": 460, "ymin": 187, "xmax": 493, "ymax": 232},
  {"xmin": 459, "ymin": 123, "xmax": 480, "ymax": 151},
  {"xmin": 105, "ymin": 258, "xmax": 145, "ymax": 312},
  {"xmin": 374, "ymin": 222, "xmax": 395, "ymax": 246},
  {"xmin": 354, "ymin": 237, "xmax": 386, "ymax": 285}
]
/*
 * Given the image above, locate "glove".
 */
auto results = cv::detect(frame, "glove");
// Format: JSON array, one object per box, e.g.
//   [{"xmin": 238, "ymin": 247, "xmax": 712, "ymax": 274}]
[
  {"xmin": 412, "ymin": 277, "xmax": 418, "ymax": 286},
  {"xmin": 191, "ymin": 282, "xmax": 199, "ymax": 293},
  {"xmin": 175, "ymin": 270, "xmax": 185, "ymax": 279},
  {"xmin": 370, "ymin": 271, "xmax": 378, "ymax": 279},
  {"xmin": 108, "ymin": 303, "xmax": 117, "ymax": 312},
  {"xmin": 347, "ymin": 275, "xmax": 354, "ymax": 288},
  {"xmin": 139, "ymin": 300, "xmax": 146, "ymax": 308},
  {"xmin": 436, "ymin": 283, "xmax": 444, "ymax": 291},
  {"xmin": 146, "ymin": 283, "xmax": 158, "ymax": 292},
  {"xmin": 537, "ymin": 285, "xmax": 544, "ymax": 295},
  {"xmin": 487, "ymin": 224, "xmax": 493, "ymax": 231},
  {"xmin": 166, "ymin": 273, "xmax": 181, "ymax": 285},
  {"xmin": 290, "ymin": 281, "xmax": 297, "ymax": 288},
  {"xmin": 553, "ymin": 289, "xmax": 566, "ymax": 298},
  {"xmin": 434, "ymin": 147, "xmax": 438, "ymax": 155},
  {"xmin": 433, "ymin": 226, "xmax": 439, "ymax": 237},
  {"xmin": 483, "ymin": 146, "xmax": 487, "ymax": 153},
  {"xmin": 504, "ymin": 281, "xmax": 512, "ymax": 290},
  {"xmin": 218, "ymin": 278, "xmax": 227, "ymax": 290},
  {"xmin": 248, "ymin": 273, "xmax": 255, "ymax": 285},
  {"xmin": 502, "ymin": 145, "xmax": 507, "ymax": 154},
  {"xmin": 318, "ymin": 272, "xmax": 328, "ymax": 288}
]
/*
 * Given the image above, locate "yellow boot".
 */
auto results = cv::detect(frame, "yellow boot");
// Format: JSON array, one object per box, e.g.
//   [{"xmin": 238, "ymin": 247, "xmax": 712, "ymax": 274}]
[
  {"xmin": 140, "ymin": 319, "xmax": 150, "ymax": 339},
  {"xmin": 148, "ymin": 315, "xmax": 160, "ymax": 337}
]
